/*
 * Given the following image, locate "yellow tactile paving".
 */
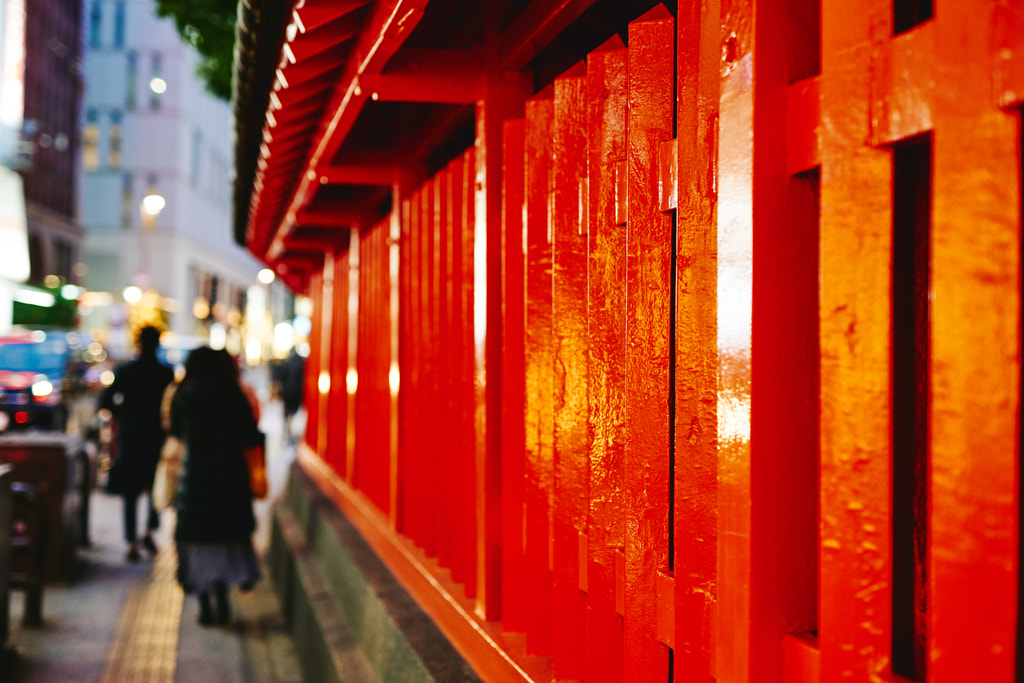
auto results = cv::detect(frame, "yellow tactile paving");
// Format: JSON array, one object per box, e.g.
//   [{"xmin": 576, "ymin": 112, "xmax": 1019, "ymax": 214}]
[{"xmin": 100, "ymin": 548, "xmax": 184, "ymax": 683}]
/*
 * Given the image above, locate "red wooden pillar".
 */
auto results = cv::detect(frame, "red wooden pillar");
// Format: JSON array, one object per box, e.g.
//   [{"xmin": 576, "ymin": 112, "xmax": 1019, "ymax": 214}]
[
  {"xmin": 304, "ymin": 270, "xmax": 323, "ymax": 451},
  {"xmin": 433, "ymin": 169, "xmax": 451, "ymax": 568},
  {"xmin": 624, "ymin": 7, "xmax": 674, "ymax": 681},
  {"xmin": 673, "ymin": 0, "xmax": 720, "ymax": 678},
  {"xmin": 501, "ymin": 119, "xmax": 527, "ymax": 632},
  {"xmin": 551, "ymin": 60, "xmax": 589, "ymax": 678},
  {"xmin": 423, "ymin": 179, "xmax": 441, "ymax": 558},
  {"xmin": 345, "ymin": 235, "xmax": 359, "ymax": 483},
  {"xmin": 585, "ymin": 35, "xmax": 627, "ymax": 683},
  {"xmin": 389, "ymin": 184, "xmax": 402, "ymax": 528},
  {"xmin": 460, "ymin": 150, "xmax": 479, "ymax": 597},
  {"xmin": 474, "ymin": 14, "xmax": 530, "ymax": 618},
  {"xmin": 397, "ymin": 192, "xmax": 415, "ymax": 533},
  {"xmin": 929, "ymin": 3, "xmax": 1017, "ymax": 678},
  {"xmin": 447, "ymin": 153, "xmax": 476, "ymax": 594},
  {"xmin": 523, "ymin": 89, "xmax": 555, "ymax": 655},
  {"xmin": 819, "ymin": 0, "xmax": 896, "ymax": 678},
  {"xmin": 400, "ymin": 190, "xmax": 424, "ymax": 541},
  {"xmin": 746, "ymin": 0, "xmax": 825, "ymax": 679},
  {"xmin": 355, "ymin": 221, "xmax": 391, "ymax": 511},
  {"xmin": 327, "ymin": 244, "xmax": 351, "ymax": 478}
]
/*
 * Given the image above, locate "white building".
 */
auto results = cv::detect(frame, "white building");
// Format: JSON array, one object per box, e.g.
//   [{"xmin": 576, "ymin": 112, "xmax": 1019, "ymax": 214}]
[{"xmin": 78, "ymin": 0, "xmax": 267, "ymax": 358}]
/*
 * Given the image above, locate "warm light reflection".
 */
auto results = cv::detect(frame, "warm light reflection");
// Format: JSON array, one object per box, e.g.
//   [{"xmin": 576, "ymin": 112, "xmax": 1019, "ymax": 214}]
[
  {"xmin": 319, "ymin": 371, "xmax": 331, "ymax": 395},
  {"xmin": 389, "ymin": 363, "xmax": 400, "ymax": 395},
  {"xmin": 346, "ymin": 368, "xmax": 358, "ymax": 394}
]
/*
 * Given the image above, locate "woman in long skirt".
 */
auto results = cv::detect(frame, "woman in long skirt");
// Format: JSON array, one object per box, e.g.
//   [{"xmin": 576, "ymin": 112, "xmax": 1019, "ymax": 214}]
[{"xmin": 170, "ymin": 346, "xmax": 261, "ymax": 625}]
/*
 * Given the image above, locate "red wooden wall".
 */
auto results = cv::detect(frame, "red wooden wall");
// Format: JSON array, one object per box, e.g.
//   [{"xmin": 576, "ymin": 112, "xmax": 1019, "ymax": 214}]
[{"xmin": 296, "ymin": 1, "xmax": 1021, "ymax": 681}]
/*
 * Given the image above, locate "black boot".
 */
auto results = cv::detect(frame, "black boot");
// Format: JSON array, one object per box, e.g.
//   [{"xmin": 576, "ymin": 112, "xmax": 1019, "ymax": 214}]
[
  {"xmin": 197, "ymin": 592, "xmax": 214, "ymax": 626},
  {"xmin": 214, "ymin": 582, "xmax": 230, "ymax": 625}
]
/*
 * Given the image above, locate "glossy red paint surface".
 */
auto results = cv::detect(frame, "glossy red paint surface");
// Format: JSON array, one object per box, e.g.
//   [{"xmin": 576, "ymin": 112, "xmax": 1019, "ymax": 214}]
[
  {"xmin": 501, "ymin": 120, "xmax": 528, "ymax": 632},
  {"xmin": 819, "ymin": 1, "xmax": 898, "ymax": 679},
  {"xmin": 551, "ymin": 61, "xmax": 590, "ymax": 678},
  {"xmin": 623, "ymin": 8, "xmax": 674, "ymax": 682},
  {"xmin": 929, "ymin": 2, "xmax": 1018, "ymax": 678},
  {"xmin": 523, "ymin": 91, "xmax": 555, "ymax": 656},
  {"xmin": 258, "ymin": 1, "xmax": 1023, "ymax": 680},
  {"xmin": 673, "ymin": 1, "xmax": 719, "ymax": 679},
  {"xmin": 584, "ymin": 35, "xmax": 627, "ymax": 683}
]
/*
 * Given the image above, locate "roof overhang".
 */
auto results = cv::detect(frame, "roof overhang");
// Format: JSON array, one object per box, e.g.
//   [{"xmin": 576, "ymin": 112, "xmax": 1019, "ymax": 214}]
[{"xmin": 232, "ymin": 0, "xmax": 661, "ymax": 293}]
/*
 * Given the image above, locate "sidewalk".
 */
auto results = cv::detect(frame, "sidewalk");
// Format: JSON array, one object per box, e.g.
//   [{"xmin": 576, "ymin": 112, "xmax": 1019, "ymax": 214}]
[{"xmin": 3, "ymin": 398, "xmax": 305, "ymax": 683}]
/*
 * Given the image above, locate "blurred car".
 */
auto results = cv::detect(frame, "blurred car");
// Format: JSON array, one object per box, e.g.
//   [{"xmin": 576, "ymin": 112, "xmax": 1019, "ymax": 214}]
[
  {"xmin": 0, "ymin": 328, "xmax": 108, "ymax": 432},
  {"xmin": 0, "ymin": 329, "xmax": 72, "ymax": 430}
]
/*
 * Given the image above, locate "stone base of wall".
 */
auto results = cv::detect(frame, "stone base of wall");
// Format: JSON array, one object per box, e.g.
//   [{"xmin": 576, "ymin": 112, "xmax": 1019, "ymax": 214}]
[{"xmin": 267, "ymin": 461, "xmax": 482, "ymax": 683}]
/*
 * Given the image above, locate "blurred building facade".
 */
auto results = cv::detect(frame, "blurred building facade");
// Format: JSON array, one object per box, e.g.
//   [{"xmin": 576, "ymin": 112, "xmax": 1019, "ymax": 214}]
[
  {"xmin": 22, "ymin": 0, "xmax": 84, "ymax": 289},
  {"xmin": 78, "ymin": 0, "xmax": 274, "ymax": 358}
]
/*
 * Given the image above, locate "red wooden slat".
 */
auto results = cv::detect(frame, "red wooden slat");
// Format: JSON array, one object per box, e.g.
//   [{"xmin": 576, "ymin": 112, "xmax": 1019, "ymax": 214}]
[
  {"xmin": 523, "ymin": 90, "xmax": 555, "ymax": 656},
  {"xmin": 551, "ymin": 60, "xmax": 589, "ymax": 678},
  {"xmin": 673, "ymin": 0, "xmax": 719, "ymax": 678},
  {"xmin": 820, "ymin": 0, "xmax": 896, "ymax": 677},
  {"xmin": 501, "ymin": 119, "xmax": 528, "ymax": 632},
  {"xmin": 304, "ymin": 271, "xmax": 324, "ymax": 450},
  {"xmin": 749, "ymin": 0, "xmax": 822, "ymax": 679},
  {"xmin": 584, "ymin": 33, "xmax": 627, "ymax": 683},
  {"xmin": 930, "ymin": 2, "xmax": 1018, "ymax": 678},
  {"xmin": 623, "ymin": 7, "xmax": 674, "ymax": 681},
  {"xmin": 328, "ymin": 246, "xmax": 350, "ymax": 478},
  {"xmin": 459, "ymin": 150, "xmax": 479, "ymax": 599}
]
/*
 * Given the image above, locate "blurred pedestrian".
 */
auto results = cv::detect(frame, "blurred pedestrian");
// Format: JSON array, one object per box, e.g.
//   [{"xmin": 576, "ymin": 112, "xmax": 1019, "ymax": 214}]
[
  {"xmin": 275, "ymin": 348, "xmax": 304, "ymax": 443},
  {"xmin": 170, "ymin": 346, "xmax": 262, "ymax": 626},
  {"xmin": 100, "ymin": 325, "xmax": 174, "ymax": 562}
]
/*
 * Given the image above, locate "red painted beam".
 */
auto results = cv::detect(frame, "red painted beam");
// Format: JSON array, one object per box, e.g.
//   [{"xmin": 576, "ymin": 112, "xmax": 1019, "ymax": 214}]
[
  {"xmin": 361, "ymin": 49, "xmax": 483, "ymax": 103},
  {"xmin": 869, "ymin": 22, "xmax": 935, "ymax": 145},
  {"xmin": 499, "ymin": 0, "xmax": 598, "ymax": 71},
  {"xmin": 264, "ymin": 0, "xmax": 430, "ymax": 268}
]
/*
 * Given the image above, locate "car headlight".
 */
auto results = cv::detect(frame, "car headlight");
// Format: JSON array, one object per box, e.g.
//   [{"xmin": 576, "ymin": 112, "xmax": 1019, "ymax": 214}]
[{"xmin": 31, "ymin": 379, "xmax": 54, "ymax": 398}]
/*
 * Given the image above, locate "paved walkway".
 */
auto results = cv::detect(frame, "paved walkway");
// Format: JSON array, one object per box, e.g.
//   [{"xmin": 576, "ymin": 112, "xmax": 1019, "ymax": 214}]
[{"xmin": 4, "ymin": 398, "xmax": 305, "ymax": 683}]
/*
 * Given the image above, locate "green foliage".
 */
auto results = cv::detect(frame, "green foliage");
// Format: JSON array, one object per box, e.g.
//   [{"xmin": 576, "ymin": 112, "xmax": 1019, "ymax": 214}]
[{"xmin": 154, "ymin": 0, "xmax": 237, "ymax": 101}]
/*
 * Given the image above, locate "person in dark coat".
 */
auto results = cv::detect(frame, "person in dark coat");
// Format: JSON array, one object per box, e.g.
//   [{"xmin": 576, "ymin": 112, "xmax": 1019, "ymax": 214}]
[
  {"xmin": 100, "ymin": 325, "xmax": 175, "ymax": 562},
  {"xmin": 275, "ymin": 348, "xmax": 304, "ymax": 443},
  {"xmin": 170, "ymin": 346, "xmax": 262, "ymax": 626}
]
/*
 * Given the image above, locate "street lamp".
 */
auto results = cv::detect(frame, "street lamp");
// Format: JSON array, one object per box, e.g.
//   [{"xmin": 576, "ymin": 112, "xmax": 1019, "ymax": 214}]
[{"xmin": 141, "ymin": 192, "xmax": 166, "ymax": 217}]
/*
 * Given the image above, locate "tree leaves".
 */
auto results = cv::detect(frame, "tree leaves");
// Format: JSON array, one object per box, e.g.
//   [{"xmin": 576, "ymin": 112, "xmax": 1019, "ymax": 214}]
[{"xmin": 154, "ymin": 0, "xmax": 237, "ymax": 101}]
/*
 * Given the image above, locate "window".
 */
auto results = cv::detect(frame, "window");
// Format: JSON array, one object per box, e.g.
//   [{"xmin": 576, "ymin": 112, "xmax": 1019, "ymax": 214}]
[
  {"xmin": 53, "ymin": 240, "xmax": 73, "ymax": 281},
  {"xmin": 126, "ymin": 52, "xmax": 137, "ymax": 109},
  {"xmin": 89, "ymin": 2, "xmax": 101, "ymax": 48},
  {"xmin": 120, "ymin": 173, "xmax": 133, "ymax": 228},
  {"xmin": 108, "ymin": 111, "xmax": 122, "ymax": 169},
  {"xmin": 82, "ymin": 109, "xmax": 99, "ymax": 171},
  {"xmin": 113, "ymin": 2, "xmax": 125, "ymax": 48},
  {"xmin": 190, "ymin": 129, "xmax": 201, "ymax": 185}
]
